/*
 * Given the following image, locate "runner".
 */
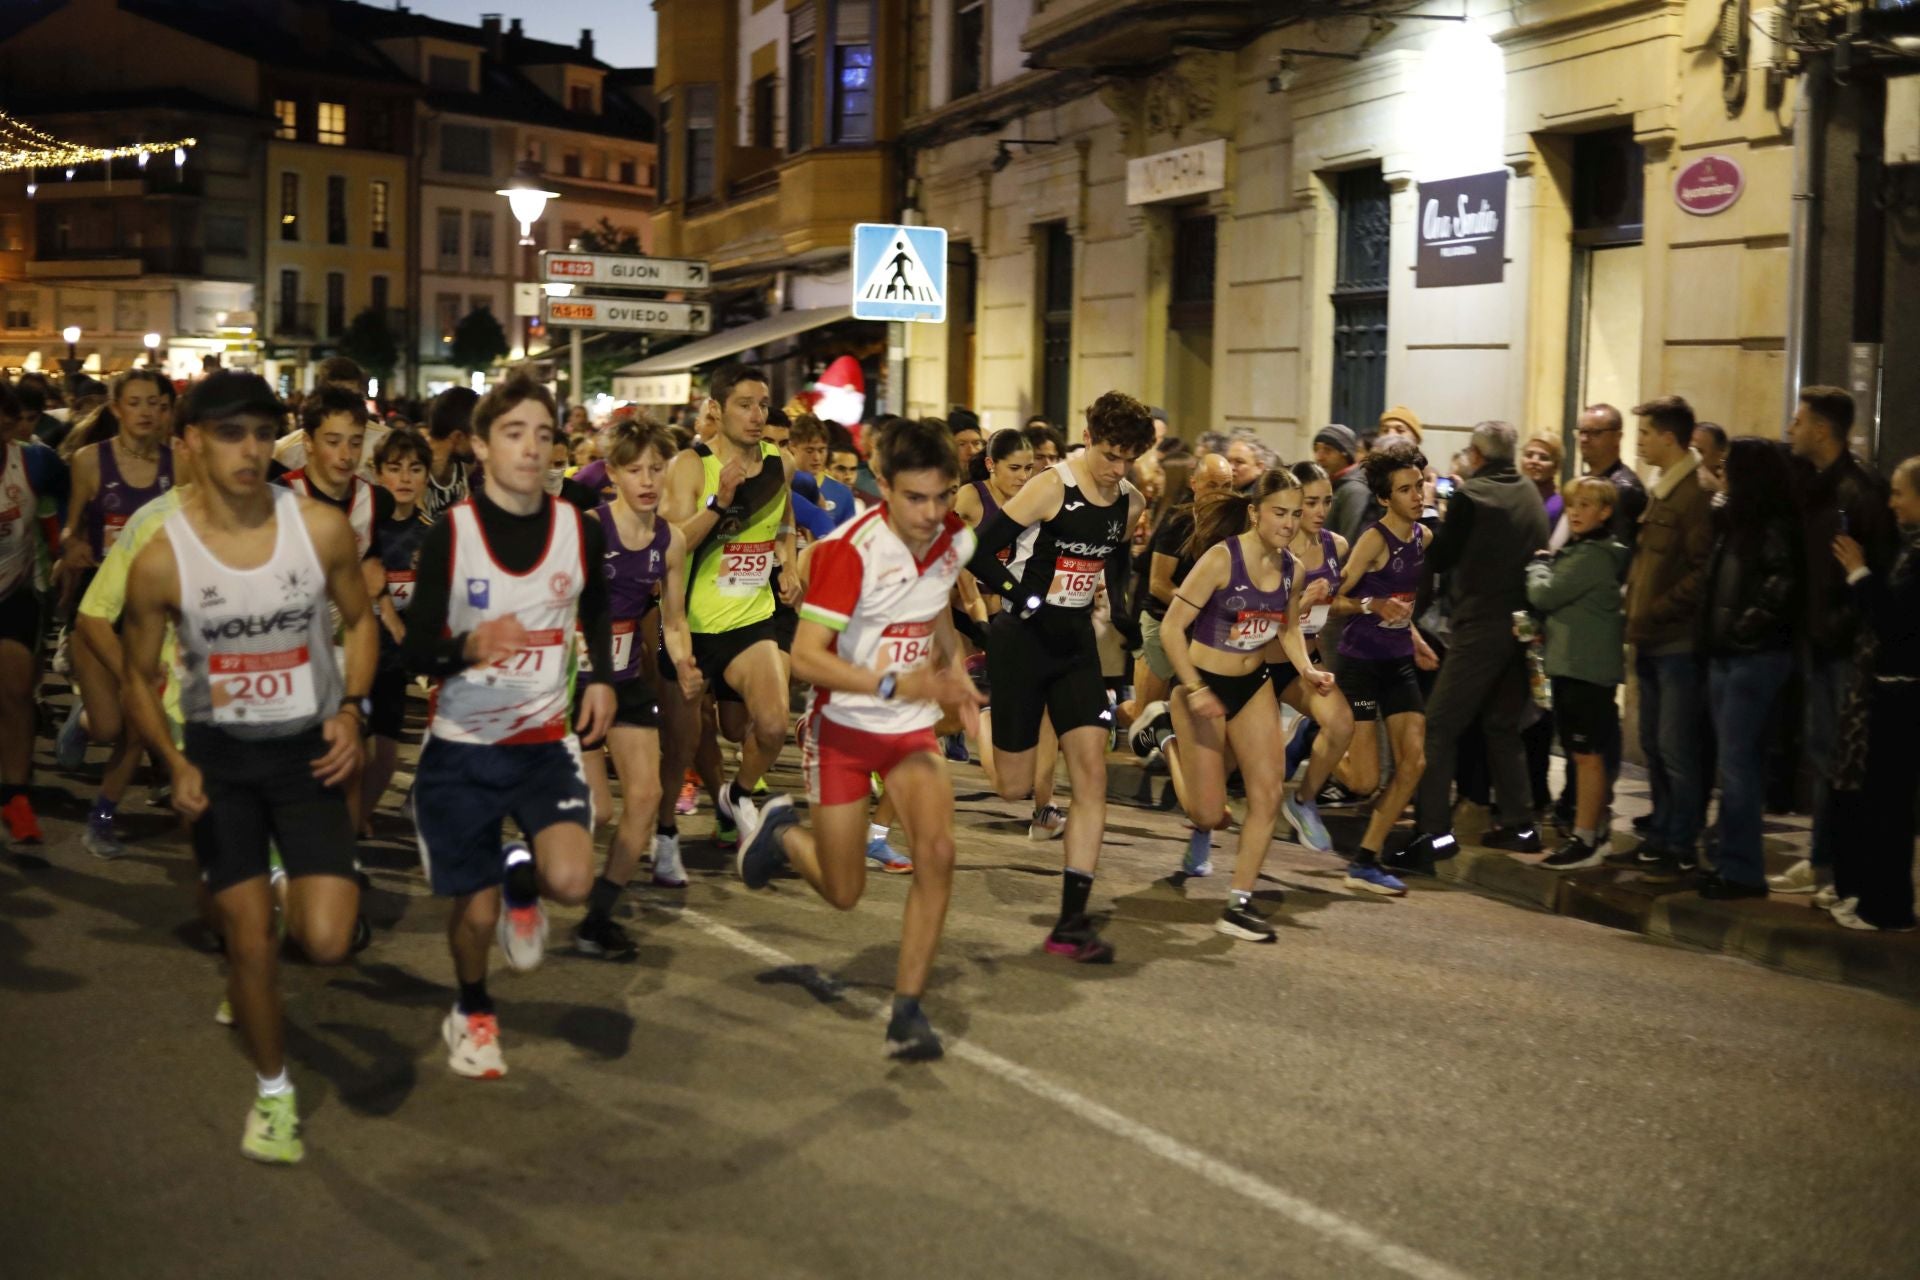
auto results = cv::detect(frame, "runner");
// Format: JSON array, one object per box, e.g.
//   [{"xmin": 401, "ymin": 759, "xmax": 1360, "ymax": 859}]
[
  {"xmin": 660, "ymin": 363, "xmax": 800, "ymax": 838},
  {"xmin": 574, "ymin": 418, "xmax": 699, "ymax": 960},
  {"xmin": 735, "ymin": 417, "xmax": 984, "ymax": 1059},
  {"xmin": 1159, "ymin": 470, "xmax": 1332, "ymax": 940},
  {"xmin": 1327, "ymin": 442, "xmax": 1445, "ymax": 894},
  {"xmin": 358, "ymin": 428, "xmax": 433, "ymax": 829},
  {"xmin": 55, "ymin": 368, "xmax": 176, "ymax": 854},
  {"xmin": 120, "ymin": 370, "xmax": 376, "ymax": 1164},
  {"xmin": 0, "ymin": 384, "xmax": 68, "ymax": 846},
  {"xmin": 280, "ymin": 385, "xmax": 393, "ymax": 558},
  {"xmin": 418, "ymin": 387, "xmax": 476, "ymax": 525},
  {"xmin": 403, "ymin": 373, "xmax": 615, "ymax": 1079},
  {"xmin": 966, "ymin": 391, "xmax": 1152, "ymax": 962}
]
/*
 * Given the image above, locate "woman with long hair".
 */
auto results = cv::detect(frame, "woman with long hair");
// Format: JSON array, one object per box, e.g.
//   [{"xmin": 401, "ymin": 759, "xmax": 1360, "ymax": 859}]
[
  {"xmin": 1269, "ymin": 460, "xmax": 1355, "ymax": 853},
  {"xmin": 1158, "ymin": 469, "xmax": 1333, "ymax": 943},
  {"xmin": 1697, "ymin": 437, "xmax": 1803, "ymax": 899}
]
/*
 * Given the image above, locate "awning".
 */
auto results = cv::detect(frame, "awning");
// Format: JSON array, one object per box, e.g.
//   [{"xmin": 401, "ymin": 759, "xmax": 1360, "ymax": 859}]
[{"xmin": 615, "ymin": 303, "xmax": 853, "ymax": 377}]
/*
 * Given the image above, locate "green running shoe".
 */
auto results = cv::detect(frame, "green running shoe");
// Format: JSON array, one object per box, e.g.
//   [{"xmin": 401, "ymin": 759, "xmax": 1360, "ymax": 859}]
[{"xmin": 240, "ymin": 1091, "xmax": 304, "ymax": 1165}]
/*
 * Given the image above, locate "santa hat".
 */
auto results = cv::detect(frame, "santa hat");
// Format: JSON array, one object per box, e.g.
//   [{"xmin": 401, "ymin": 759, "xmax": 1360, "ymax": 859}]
[{"xmin": 806, "ymin": 355, "xmax": 866, "ymax": 428}]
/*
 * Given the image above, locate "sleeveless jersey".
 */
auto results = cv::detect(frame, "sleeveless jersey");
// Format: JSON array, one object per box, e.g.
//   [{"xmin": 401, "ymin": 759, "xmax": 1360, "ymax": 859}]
[
  {"xmin": 0, "ymin": 442, "xmax": 41, "ymax": 597},
  {"xmin": 429, "ymin": 497, "xmax": 585, "ymax": 745},
  {"xmin": 1300, "ymin": 528, "xmax": 1342, "ymax": 636},
  {"xmin": 89, "ymin": 438, "xmax": 174, "ymax": 559},
  {"xmin": 1337, "ymin": 520, "xmax": 1425, "ymax": 661},
  {"xmin": 374, "ymin": 510, "xmax": 430, "ymax": 613},
  {"xmin": 168, "ymin": 487, "xmax": 342, "ymax": 739},
  {"xmin": 1003, "ymin": 461, "xmax": 1132, "ymax": 616},
  {"xmin": 285, "ymin": 470, "xmax": 375, "ymax": 557},
  {"xmin": 686, "ymin": 440, "xmax": 785, "ymax": 635},
  {"xmin": 1191, "ymin": 538, "xmax": 1294, "ymax": 653},
  {"xmin": 597, "ymin": 503, "xmax": 670, "ymax": 683}
]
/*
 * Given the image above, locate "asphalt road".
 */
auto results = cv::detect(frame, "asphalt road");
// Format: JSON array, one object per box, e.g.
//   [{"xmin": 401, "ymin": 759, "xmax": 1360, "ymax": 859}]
[{"xmin": 5, "ymin": 734, "xmax": 1919, "ymax": 1280}]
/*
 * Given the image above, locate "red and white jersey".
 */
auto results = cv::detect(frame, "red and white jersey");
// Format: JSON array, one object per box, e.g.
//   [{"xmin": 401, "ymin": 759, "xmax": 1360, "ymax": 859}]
[
  {"xmin": 284, "ymin": 470, "xmax": 375, "ymax": 557},
  {"xmin": 799, "ymin": 506, "xmax": 975, "ymax": 735},
  {"xmin": 0, "ymin": 441, "xmax": 40, "ymax": 597},
  {"xmin": 429, "ymin": 497, "xmax": 585, "ymax": 746}
]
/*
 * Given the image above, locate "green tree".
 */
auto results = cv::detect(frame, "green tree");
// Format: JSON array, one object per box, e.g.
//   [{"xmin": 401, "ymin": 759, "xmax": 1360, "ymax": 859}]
[
  {"xmin": 451, "ymin": 307, "xmax": 510, "ymax": 375},
  {"xmin": 338, "ymin": 307, "xmax": 399, "ymax": 385}
]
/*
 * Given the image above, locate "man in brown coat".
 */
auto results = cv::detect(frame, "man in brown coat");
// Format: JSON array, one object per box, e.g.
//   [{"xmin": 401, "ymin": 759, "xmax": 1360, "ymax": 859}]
[{"xmin": 1617, "ymin": 396, "xmax": 1714, "ymax": 879}]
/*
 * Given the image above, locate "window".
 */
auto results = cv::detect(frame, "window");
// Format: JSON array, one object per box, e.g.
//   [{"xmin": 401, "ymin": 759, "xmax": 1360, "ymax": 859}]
[
  {"xmin": 562, "ymin": 150, "xmax": 581, "ymax": 178},
  {"xmin": 370, "ymin": 273, "xmax": 389, "ymax": 316},
  {"xmin": 279, "ymin": 172, "xmax": 299, "ymax": 241},
  {"xmin": 278, "ymin": 269, "xmax": 300, "ymax": 333},
  {"xmin": 751, "ymin": 75, "xmax": 777, "ymax": 149},
  {"xmin": 1331, "ymin": 166, "xmax": 1391, "ymax": 433},
  {"xmin": 439, "ymin": 123, "xmax": 492, "ymax": 176},
  {"xmin": 369, "ymin": 180, "xmax": 390, "ymax": 249},
  {"xmin": 436, "ymin": 292, "xmax": 461, "ymax": 356},
  {"xmin": 273, "ymin": 98, "xmax": 298, "ymax": 141},
  {"xmin": 326, "ymin": 175, "xmax": 347, "ymax": 245},
  {"xmin": 470, "ymin": 211, "xmax": 494, "ymax": 273},
  {"xmin": 951, "ymin": 0, "xmax": 984, "ymax": 101},
  {"xmin": 1039, "ymin": 222, "xmax": 1073, "ymax": 431},
  {"xmin": 325, "ymin": 271, "xmax": 346, "ymax": 337},
  {"xmin": 317, "ymin": 101, "xmax": 346, "ymax": 146},
  {"xmin": 436, "ymin": 209, "xmax": 462, "ymax": 273},
  {"xmin": 788, "ymin": 5, "xmax": 816, "ymax": 154},
  {"xmin": 569, "ymin": 84, "xmax": 594, "ymax": 113},
  {"xmin": 618, "ymin": 156, "xmax": 637, "ymax": 185},
  {"xmin": 4, "ymin": 291, "xmax": 35, "ymax": 330},
  {"xmin": 0, "ymin": 213, "xmax": 22, "ymax": 251},
  {"xmin": 685, "ymin": 85, "xmax": 717, "ymax": 200},
  {"xmin": 831, "ymin": 0, "xmax": 873, "ymax": 144},
  {"xmin": 206, "ymin": 213, "xmax": 247, "ymax": 256},
  {"xmin": 366, "ymin": 104, "xmax": 395, "ymax": 152},
  {"xmin": 658, "ymin": 98, "xmax": 673, "ymax": 198},
  {"xmin": 427, "ymin": 55, "xmax": 470, "ymax": 91}
]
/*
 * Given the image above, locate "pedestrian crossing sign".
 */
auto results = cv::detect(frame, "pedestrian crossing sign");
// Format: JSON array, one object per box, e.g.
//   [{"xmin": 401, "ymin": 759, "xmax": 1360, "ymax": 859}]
[{"xmin": 852, "ymin": 223, "xmax": 948, "ymax": 323}]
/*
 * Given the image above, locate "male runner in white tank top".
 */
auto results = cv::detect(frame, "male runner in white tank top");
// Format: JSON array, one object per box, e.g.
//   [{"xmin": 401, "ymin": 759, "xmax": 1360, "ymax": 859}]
[{"xmin": 121, "ymin": 371, "xmax": 378, "ymax": 1165}]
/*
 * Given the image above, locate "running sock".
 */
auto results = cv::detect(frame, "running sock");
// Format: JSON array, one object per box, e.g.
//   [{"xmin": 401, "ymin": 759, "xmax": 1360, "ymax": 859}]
[
  {"xmin": 1228, "ymin": 888, "xmax": 1253, "ymax": 911},
  {"xmin": 868, "ymin": 822, "xmax": 889, "ymax": 845},
  {"xmin": 1575, "ymin": 827, "xmax": 1599, "ymax": 845},
  {"xmin": 256, "ymin": 1069, "xmax": 292, "ymax": 1098},
  {"xmin": 502, "ymin": 848, "xmax": 538, "ymax": 909},
  {"xmin": 657, "ymin": 817, "xmax": 678, "ymax": 836},
  {"xmin": 890, "ymin": 994, "xmax": 921, "ymax": 1021},
  {"xmin": 585, "ymin": 876, "xmax": 621, "ymax": 922},
  {"xmin": 458, "ymin": 979, "xmax": 493, "ymax": 1016},
  {"xmin": 90, "ymin": 794, "xmax": 117, "ymax": 825},
  {"xmin": 1057, "ymin": 869, "xmax": 1093, "ymax": 928}
]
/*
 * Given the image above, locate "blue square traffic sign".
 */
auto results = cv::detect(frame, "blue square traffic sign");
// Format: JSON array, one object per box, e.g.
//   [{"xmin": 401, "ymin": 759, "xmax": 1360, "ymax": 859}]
[{"xmin": 852, "ymin": 223, "xmax": 949, "ymax": 323}]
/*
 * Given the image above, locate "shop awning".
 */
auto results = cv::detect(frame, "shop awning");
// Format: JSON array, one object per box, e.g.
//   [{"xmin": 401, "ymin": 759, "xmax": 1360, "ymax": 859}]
[{"xmin": 615, "ymin": 304, "xmax": 852, "ymax": 377}]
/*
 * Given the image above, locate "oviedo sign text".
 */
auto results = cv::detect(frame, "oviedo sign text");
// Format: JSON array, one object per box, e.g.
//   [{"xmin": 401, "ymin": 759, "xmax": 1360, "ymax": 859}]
[
  {"xmin": 1673, "ymin": 154, "xmax": 1744, "ymax": 217},
  {"xmin": 1415, "ymin": 170, "xmax": 1508, "ymax": 288}
]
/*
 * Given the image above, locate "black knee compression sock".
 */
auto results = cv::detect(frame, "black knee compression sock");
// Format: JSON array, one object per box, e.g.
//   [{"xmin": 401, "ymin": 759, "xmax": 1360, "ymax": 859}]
[
  {"xmin": 458, "ymin": 979, "xmax": 493, "ymax": 1016},
  {"xmin": 585, "ymin": 875, "xmax": 621, "ymax": 922},
  {"xmin": 503, "ymin": 857, "xmax": 539, "ymax": 908},
  {"xmin": 1056, "ymin": 869, "xmax": 1093, "ymax": 930}
]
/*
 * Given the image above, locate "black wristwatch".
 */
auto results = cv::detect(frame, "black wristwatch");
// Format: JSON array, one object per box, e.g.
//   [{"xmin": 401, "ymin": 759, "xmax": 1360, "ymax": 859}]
[
  {"xmin": 341, "ymin": 696, "xmax": 370, "ymax": 720},
  {"xmin": 876, "ymin": 673, "xmax": 898, "ymax": 702}
]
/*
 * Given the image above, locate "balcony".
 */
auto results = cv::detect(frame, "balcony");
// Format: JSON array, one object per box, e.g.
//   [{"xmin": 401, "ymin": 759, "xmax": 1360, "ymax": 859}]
[
  {"xmin": 657, "ymin": 149, "xmax": 895, "ymax": 275},
  {"xmin": 273, "ymin": 301, "xmax": 320, "ymax": 339},
  {"xmin": 26, "ymin": 248, "xmax": 207, "ymax": 278},
  {"xmin": 1022, "ymin": 0, "xmax": 1289, "ymax": 70}
]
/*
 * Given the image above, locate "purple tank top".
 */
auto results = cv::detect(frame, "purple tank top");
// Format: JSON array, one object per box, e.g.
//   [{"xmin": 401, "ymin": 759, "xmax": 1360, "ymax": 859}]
[
  {"xmin": 1303, "ymin": 528, "xmax": 1342, "ymax": 597},
  {"xmin": 972, "ymin": 479, "xmax": 1001, "ymax": 526},
  {"xmin": 1191, "ymin": 537, "xmax": 1293, "ymax": 653},
  {"xmin": 89, "ymin": 439, "xmax": 174, "ymax": 559},
  {"xmin": 1337, "ymin": 520, "xmax": 1424, "ymax": 660},
  {"xmin": 600, "ymin": 503, "xmax": 670, "ymax": 683}
]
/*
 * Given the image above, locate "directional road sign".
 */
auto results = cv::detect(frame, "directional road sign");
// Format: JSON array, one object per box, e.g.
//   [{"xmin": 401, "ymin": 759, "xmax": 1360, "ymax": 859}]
[
  {"xmin": 541, "ymin": 251, "xmax": 710, "ymax": 291},
  {"xmin": 852, "ymin": 223, "xmax": 948, "ymax": 323},
  {"xmin": 544, "ymin": 296, "xmax": 711, "ymax": 335}
]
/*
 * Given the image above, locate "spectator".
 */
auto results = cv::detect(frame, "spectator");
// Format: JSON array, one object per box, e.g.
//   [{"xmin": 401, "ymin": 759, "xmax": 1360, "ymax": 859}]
[
  {"xmin": 1526, "ymin": 476, "xmax": 1630, "ymax": 869},
  {"xmin": 1520, "ymin": 433, "xmax": 1564, "ymax": 526},
  {"xmin": 1554, "ymin": 404, "xmax": 1647, "ymax": 552},
  {"xmin": 1620, "ymin": 395, "xmax": 1714, "ymax": 880},
  {"xmin": 1401, "ymin": 420, "xmax": 1551, "ymax": 867},
  {"xmin": 1194, "ymin": 430, "xmax": 1231, "ymax": 461},
  {"xmin": 1148, "ymin": 406, "xmax": 1170, "ymax": 446},
  {"xmin": 1774, "ymin": 386, "xmax": 1894, "ymax": 902},
  {"xmin": 1698, "ymin": 438, "xmax": 1804, "ymax": 898},
  {"xmin": 1316, "ymin": 424, "xmax": 1370, "ymax": 544},
  {"xmin": 1023, "ymin": 421, "xmax": 1064, "ymax": 468},
  {"xmin": 1694, "ymin": 422, "xmax": 1730, "ymax": 495},
  {"xmin": 1224, "ymin": 431, "xmax": 1273, "ymax": 495},
  {"xmin": 1376, "ymin": 406, "xmax": 1422, "ymax": 448},
  {"xmin": 1828, "ymin": 455, "xmax": 1920, "ymax": 931},
  {"xmin": 17, "ymin": 374, "xmax": 66, "ymax": 449}
]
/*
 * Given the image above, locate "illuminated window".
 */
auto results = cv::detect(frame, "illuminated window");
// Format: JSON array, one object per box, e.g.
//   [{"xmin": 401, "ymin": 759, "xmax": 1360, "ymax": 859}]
[
  {"xmin": 832, "ymin": 0, "xmax": 873, "ymax": 144},
  {"xmin": 280, "ymin": 172, "xmax": 299, "ymax": 241},
  {"xmin": 273, "ymin": 98, "xmax": 298, "ymax": 141},
  {"xmin": 317, "ymin": 101, "xmax": 346, "ymax": 146}
]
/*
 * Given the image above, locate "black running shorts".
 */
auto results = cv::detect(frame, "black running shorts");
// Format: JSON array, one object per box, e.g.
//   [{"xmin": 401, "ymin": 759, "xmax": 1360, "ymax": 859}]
[
  {"xmin": 987, "ymin": 610, "xmax": 1112, "ymax": 753},
  {"xmin": 182, "ymin": 724, "xmax": 358, "ymax": 894},
  {"xmin": 1198, "ymin": 666, "xmax": 1273, "ymax": 720},
  {"xmin": 685, "ymin": 618, "xmax": 778, "ymax": 703},
  {"xmin": 1335, "ymin": 654, "xmax": 1424, "ymax": 723},
  {"xmin": 413, "ymin": 736, "xmax": 592, "ymax": 898},
  {"xmin": 367, "ymin": 663, "xmax": 413, "ymax": 740},
  {"xmin": 0, "ymin": 587, "xmax": 40, "ymax": 652}
]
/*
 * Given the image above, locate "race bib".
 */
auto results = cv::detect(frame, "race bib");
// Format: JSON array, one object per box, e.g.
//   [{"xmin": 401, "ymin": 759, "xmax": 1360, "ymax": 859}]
[
  {"xmin": 483, "ymin": 627, "xmax": 566, "ymax": 692},
  {"xmin": 103, "ymin": 512, "xmax": 128, "ymax": 551},
  {"xmin": 388, "ymin": 569, "xmax": 416, "ymax": 611},
  {"xmin": 875, "ymin": 619, "xmax": 936, "ymax": 673},
  {"xmin": 1227, "ymin": 610, "xmax": 1287, "ymax": 651},
  {"xmin": 1045, "ymin": 556, "xmax": 1103, "ymax": 608},
  {"xmin": 609, "ymin": 618, "xmax": 637, "ymax": 673},
  {"xmin": 717, "ymin": 540, "xmax": 774, "ymax": 595},
  {"xmin": 1379, "ymin": 592, "xmax": 1417, "ymax": 631},
  {"xmin": 1301, "ymin": 604, "xmax": 1330, "ymax": 636},
  {"xmin": 209, "ymin": 647, "xmax": 317, "ymax": 725}
]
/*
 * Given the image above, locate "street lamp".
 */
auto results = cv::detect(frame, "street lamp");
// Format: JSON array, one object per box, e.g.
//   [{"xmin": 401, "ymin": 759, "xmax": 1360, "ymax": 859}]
[
  {"xmin": 496, "ymin": 158, "xmax": 558, "ymax": 247},
  {"xmin": 61, "ymin": 324, "xmax": 82, "ymax": 394},
  {"xmin": 144, "ymin": 331, "xmax": 162, "ymax": 369}
]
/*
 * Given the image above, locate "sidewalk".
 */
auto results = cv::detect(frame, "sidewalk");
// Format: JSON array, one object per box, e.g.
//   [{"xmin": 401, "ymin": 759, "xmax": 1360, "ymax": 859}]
[{"xmin": 1103, "ymin": 753, "xmax": 1920, "ymax": 1004}]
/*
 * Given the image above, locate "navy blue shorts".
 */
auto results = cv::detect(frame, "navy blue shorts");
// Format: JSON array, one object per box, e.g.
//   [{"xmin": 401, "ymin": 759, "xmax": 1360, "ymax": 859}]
[{"xmin": 413, "ymin": 735, "xmax": 592, "ymax": 897}]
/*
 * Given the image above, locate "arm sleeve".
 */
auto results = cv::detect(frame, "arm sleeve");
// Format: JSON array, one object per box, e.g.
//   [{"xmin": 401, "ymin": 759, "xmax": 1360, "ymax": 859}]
[
  {"xmin": 1425, "ymin": 491, "xmax": 1477, "ymax": 575},
  {"xmin": 401, "ymin": 516, "xmax": 470, "ymax": 678},
  {"xmin": 967, "ymin": 511, "xmax": 1029, "ymax": 598},
  {"xmin": 576, "ymin": 514, "xmax": 614, "ymax": 685},
  {"xmin": 798, "ymin": 538, "xmax": 863, "ymax": 632},
  {"xmin": 1104, "ymin": 539, "xmax": 1138, "ymax": 642}
]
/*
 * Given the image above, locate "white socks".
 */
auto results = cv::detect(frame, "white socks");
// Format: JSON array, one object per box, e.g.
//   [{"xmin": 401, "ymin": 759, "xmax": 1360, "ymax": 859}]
[
  {"xmin": 869, "ymin": 822, "xmax": 890, "ymax": 844},
  {"xmin": 257, "ymin": 1069, "xmax": 292, "ymax": 1098}
]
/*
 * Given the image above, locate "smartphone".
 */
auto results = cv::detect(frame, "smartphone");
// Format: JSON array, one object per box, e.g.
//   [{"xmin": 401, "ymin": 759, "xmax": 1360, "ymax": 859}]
[
  {"xmin": 1837, "ymin": 508, "xmax": 1850, "ymax": 536},
  {"xmin": 1435, "ymin": 476, "xmax": 1457, "ymax": 499}
]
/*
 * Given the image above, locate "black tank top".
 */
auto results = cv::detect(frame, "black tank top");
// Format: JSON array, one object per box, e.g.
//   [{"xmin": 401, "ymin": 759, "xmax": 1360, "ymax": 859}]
[{"xmin": 1003, "ymin": 461, "xmax": 1131, "ymax": 618}]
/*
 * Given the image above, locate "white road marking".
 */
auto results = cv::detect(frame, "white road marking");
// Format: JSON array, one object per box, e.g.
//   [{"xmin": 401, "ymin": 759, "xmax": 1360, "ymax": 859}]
[{"xmin": 678, "ymin": 908, "xmax": 1476, "ymax": 1280}]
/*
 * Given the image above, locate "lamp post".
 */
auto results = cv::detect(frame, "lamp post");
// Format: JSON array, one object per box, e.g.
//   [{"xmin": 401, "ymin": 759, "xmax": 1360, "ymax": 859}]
[
  {"xmin": 143, "ymin": 331, "xmax": 162, "ymax": 372},
  {"xmin": 496, "ymin": 157, "xmax": 559, "ymax": 394},
  {"xmin": 61, "ymin": 324, "xmax": 82, "ymax": 393}
]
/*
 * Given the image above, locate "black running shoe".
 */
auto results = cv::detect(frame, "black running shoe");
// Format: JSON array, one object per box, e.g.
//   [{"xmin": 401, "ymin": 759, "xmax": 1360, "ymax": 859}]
[
  {"xmin": 884, "ymin": 1007, "xmax": 944, "ymax": 1061},
  {"xmin": 735, "ymin": 795, "xmax": 794, "ymax": 889},
  {"xmin": 1542, "ymin": 835, "xmax": 1603, "ymax": 871},
  {"xmin": 1316, "ymin": 780, "xmax": 1367, "ymax": 808},
  {"xmin": 1044, "ymin": 915, "xmax": 1115, "ymax": 964},
  {"xmin": 1217, "ymin": 901, "xmax": 1277, "ymax": 944},
  {"xmin": 350, "ymin": 913, "xmax": 373, "ymax": 953},
  {"xmin": 574, "ymin": 915, "xmax": 638, "ymax": 960},
  {"xmin": 1481, "ymin": 825, "xmax": 1542, "ymax": 854}
]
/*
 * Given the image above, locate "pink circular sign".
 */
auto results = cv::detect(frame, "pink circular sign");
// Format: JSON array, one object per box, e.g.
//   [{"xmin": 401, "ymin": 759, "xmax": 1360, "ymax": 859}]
[{"xmin": 1674, "ymin": 154, "xmax": 1744, "ymax": 216}]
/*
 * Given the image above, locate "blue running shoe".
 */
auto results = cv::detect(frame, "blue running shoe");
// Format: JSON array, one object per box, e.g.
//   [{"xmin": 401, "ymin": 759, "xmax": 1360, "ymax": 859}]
[
  {"xmin": 1180, "ymin": 825, "xmax": 1213, "ymax": 877},
  {"xmin": 1282, "ymin": 789, "xmax": 1333, "ymax": 855},
  {"xmin": 866, "ymin": 835, "xmax": 913, "ymax": 874},
  {"xmin": 1343, "ymin": 860, "xmax": 1408, "ymax": 897},
  {"xmin": 736, "ymin": 795, "xmax": 794, "ymax": 889},
  {"xmin": 56, "ymin": 703, "xmax": 88, "ymax": 770},
  {"xmin": 942, "ymin": 732, "xmax": 970, "ymax": 763},
  {"xmin": 1283, "ymin": 716, "xmax": 1318, "ymax": 781}
]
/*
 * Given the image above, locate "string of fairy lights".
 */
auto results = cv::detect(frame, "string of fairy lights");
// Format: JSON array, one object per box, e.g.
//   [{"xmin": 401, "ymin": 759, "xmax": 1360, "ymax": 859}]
[{"xmin": 0, "ymin": 108, "xmax": 196, "ymax": 185}]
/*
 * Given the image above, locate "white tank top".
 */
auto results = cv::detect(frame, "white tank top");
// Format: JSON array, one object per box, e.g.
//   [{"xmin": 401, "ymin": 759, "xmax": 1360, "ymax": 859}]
[
  {"xmin": 286, "ymin": 471, "xmax": 374, "ymax": 557},
  {"xmin": 0, "ymin": 442, "xmax": 39, "ymax": 597},
  {"xmin": 429, "ymin": 497, "xmax": 585, "ymax": 746},
  {"xmin": 169, "ymin": 487, "xmax": 342, "ymax": 738}
]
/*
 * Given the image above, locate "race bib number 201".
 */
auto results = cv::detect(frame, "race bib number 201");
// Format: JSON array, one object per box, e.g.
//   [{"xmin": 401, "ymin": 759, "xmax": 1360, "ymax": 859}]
[
  {"xmin": 718, "ymin": 540, "xmax": 774, "ymax": 596},
  {"xmin": 209, "ymin": 647, "xmax": 317, "ymax": 725},
  {"xmin": 1045, "ymin": 556, "xmax": 1103, "ymax": 608}
]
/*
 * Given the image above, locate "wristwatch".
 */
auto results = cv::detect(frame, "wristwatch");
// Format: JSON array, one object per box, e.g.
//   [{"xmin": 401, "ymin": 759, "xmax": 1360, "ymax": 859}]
[
  {"xmin": 341, "ymin": 696, "xmax": 370, "ymax": 720},
  {"xmin": 876, "ymin": 673, "xmax": 898, "ymax": 702},
  {"xmin": 1360, "ymin": 597, "xmax": 1374, "ymax": 616},
  {"xmin": 704, "ymin": 494, "xmax": 722, "ymax": 513}
]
